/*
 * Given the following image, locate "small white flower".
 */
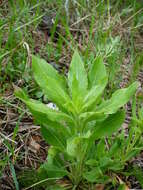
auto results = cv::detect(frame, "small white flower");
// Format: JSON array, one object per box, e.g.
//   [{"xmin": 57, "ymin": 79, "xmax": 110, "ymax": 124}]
[{"xmin": 46, "ymin": 103, "xmax": 59, "ymax": 111}]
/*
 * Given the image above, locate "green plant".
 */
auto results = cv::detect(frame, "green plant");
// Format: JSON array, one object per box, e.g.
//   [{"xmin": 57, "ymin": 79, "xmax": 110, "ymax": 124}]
[{"xmin": 15, "ymin": 50, "xmax": 140, "ymax": 189}]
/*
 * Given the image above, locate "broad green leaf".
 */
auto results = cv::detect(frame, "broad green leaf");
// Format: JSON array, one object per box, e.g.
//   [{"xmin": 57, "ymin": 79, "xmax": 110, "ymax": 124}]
[
  {"xmin": 83, "ymin": 167, "xmax": 103, "ymax": 182},
  {"xmin": 66, "ymin": 131, "xmax": 91, "ymax": 158},
  {"xmin": 68, "ymin": 50, "xmax": 88, "ymax": 110},
  {"xmin": 39, "ymin": 162, "xmax": 67, "ymax": 178},
  {"xmin": 15, "ymin": 90, "xmax": 72, "ymax": 151},
  {"xmin": 32, "ymin": 55, "xmax": 70, "ymax": 109},
  {"xmin": 88, "ymin": 56, "xmax": 107, "ymax": 88},
  {"xmin": 67, "ymin": 137, "xmax": 81, "ymax": 157},
  {"xmin": 32, "ymin": 55, "xmax": 66, "ymax": 88},
  {"xmin": 40, "ymin": 118, "xmax": 73, "ymax": 151},
  {"xmin": 79, "ymin": 111, "xmax": 106, "ymax": 124},
  {"xmin": 82, "ymin": 77, "xmax": 107, "ymax": 111},
  {"xmin": 41, "ymin": 123, "xmax": 68, "ymax": 151},
  {"xmin": 27, "ymin": 99, "xmax": 73, "ymax": 123},
  {"xmin": 96, "ymin": 82, "xmax": 140, "ymax": 114},
  {"xmin": 46, "ymin": 147, "xmax": 66, "ymax": 168},
  {"xmin": 92, "ymin": 110, "xmax": 125, "ymax": 140},
  {"xmin": 15, "ymin": 88, "xmax": 73, "ymax": 124}
]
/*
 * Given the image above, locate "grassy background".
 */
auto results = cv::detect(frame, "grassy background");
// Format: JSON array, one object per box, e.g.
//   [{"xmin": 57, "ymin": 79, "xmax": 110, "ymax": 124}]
[{"xmin": 0, "ymin": 0, "xmax": 143, "ymax": 189}]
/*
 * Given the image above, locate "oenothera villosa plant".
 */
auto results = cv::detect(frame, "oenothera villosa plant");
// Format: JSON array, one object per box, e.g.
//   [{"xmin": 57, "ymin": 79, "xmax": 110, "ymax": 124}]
[{"xmin": 15, "ymin": 50, "xmax": 140, "ymax": 187}]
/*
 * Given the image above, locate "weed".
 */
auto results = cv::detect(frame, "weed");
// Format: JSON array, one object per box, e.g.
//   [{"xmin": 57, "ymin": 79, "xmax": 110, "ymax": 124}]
[
  {"xmin": 15, "ymin": 50, "xmax": 140, "ymax": 189},
  {"xmin": 1, "ymin": 0, "xmax": 143, "ymax": 189}
]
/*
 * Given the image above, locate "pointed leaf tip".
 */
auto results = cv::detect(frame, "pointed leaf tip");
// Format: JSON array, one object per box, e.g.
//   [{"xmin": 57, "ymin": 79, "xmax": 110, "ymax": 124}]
[{"xmin": 68, "ymin": 50, "xmax": 88, "ymax": 110}]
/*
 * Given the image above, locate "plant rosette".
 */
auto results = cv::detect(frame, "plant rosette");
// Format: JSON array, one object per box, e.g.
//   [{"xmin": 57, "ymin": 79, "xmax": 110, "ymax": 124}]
[{"xmin": 15, "ymin": 50, "xmax": 140, "ymax": 189}]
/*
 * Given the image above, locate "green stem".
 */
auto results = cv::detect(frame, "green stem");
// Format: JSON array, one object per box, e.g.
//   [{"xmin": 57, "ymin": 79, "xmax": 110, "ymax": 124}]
[{"xmin": 70, "ymin": 116, "xmax": 88, "ymax": 185}]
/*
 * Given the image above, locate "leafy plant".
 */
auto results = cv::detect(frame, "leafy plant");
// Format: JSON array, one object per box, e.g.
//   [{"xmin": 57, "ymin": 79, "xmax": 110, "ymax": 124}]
[
  {"xmin": 113, "ymin": 97, "xmax": 143, "ymax": 188},
  {"xmin": 15, "ymin": 50, "xmax": 140, "ymax": 189}
]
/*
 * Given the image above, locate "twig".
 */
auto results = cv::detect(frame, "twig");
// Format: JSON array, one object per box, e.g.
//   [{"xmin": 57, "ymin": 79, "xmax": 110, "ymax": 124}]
[{"xmin": 0, "ymin": 132, "xmax": 17, "ymax": 144}]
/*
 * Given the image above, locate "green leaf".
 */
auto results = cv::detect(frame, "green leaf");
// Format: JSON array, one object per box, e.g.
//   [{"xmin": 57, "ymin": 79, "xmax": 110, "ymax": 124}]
[
  {"xmin": 32, "ymin": 55, "xmax": 70, "ymax": 109},
  {"xmin": 83, "ymin": 168, "xmax": 104, "ymax": 182},
  {"xmin": 15, "ymin": 89, "xmax": 73, "ymax": 151},
  {"xmin": 118, "ymin": 184, "xmax": 128, "ymax": 190},
  {"xmin": 28, "ymin": 99, "xmax": 72, "ymax": 123},
  {"xmin": 132, "ymin": 166, "xmax": 143, "ymax": 188},
  {"xmin": 96, "ymin": 82, "xmax": 140, "ymax": 114},
  {"xmin": 15, "ymin": 89, "xmax": 73, "ymax": 124},
  {"xmin": 39, "ymin": 162, "xmax": 67, "ymax": 178},
  {"xmin": 132, "ymin": 95, "xmax": 137, "ymax": 119},
  {"xmin": 46, "ymin": 147, "xmax": 66, "ymax": 168},
  {"xmin": 32, "ymin": 55, "xmax": 66, "ymax": 89},
  {"xmin": 41, "ymin": 122, "xmax": 69, "ymax": 151},
  {"xmin": 85, "ymin": 159, "xmax": 98, "ymax": 166},
  {"xmin": 99, "ymin": 157, "xmax": 113, "ymax": 168},
  {"xmin": 109, "ymin": 140, "xmax": 121, "ymax": 157},
  {"xmin": 68, "ymin": 50, "xmax": 88, "ymax": 110},
  {"xmin": 82, "ymin": 77, "xmax": 107, "ymax": 111},
  {"xmin": 67, "ymin": 137, "xmax": 81, "ymax": 157},
  {"xmin": 79, "ymin": 111, "xmax": 106, "ymax": 124},
  {"xmin": 14, "ymin": 87, "xmax": 28, "ymax": 101},
  {"xmin": 108, "ymin": 162, "xmax": 124, "ymax": 171},
  {"xmin": 47, "ymin": 147, "xmax": 58, "ymax": 166},
  {"xmin": 92, "ymin": 110, "xmax": 125, "ymax": 140},
  {"xmin": 88, "ymin": 56, "xmax": 107, "ymax": 88},
  {"xmin": 9, "ymin": 161, "xmax": 19, "ymax": 190},
  {"xmin": 66, "ymin": 131, "xmax": 91, "ymax": 158},
  {"xmin": 96, "ymin": 139, "xmax": 106, "ymax": 158},
  {"xmin": 139, "ymin": 107, "xmax": 143, "ymax": 120},
  {"xmin": 125, "ymin": 149, "xmax": 140, "ymax": 161}
]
